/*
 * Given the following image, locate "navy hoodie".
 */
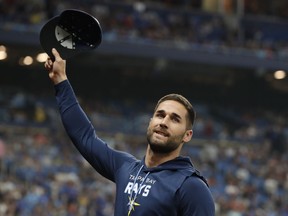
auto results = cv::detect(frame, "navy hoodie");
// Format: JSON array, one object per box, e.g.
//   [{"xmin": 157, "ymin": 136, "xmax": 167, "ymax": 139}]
[{"xmin": 55, "ymin": 80, "xmax": 215, "ymax": 216}]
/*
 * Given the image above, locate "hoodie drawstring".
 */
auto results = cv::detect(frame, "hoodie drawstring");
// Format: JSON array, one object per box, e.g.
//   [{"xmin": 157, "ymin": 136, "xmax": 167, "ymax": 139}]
[{"xmin": 128, "ymin": 165, "xmax": 150, "ymax": 215}]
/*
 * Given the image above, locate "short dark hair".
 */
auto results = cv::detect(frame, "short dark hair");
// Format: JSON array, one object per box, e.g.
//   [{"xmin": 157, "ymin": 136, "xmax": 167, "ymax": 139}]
[{"xmin": 154, "ymin": 94, "xmax": 196, "ymax": 129}]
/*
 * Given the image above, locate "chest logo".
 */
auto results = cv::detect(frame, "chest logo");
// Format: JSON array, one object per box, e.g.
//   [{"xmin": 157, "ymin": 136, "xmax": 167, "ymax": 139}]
[{"xmin": 127, "ymin": 196, "xmax": 140, "ymax": 216}]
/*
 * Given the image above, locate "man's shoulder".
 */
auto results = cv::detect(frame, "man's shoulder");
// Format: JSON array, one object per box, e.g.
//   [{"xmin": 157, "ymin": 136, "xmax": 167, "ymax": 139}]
[
  {"xmin": 184, "ymin": 173, "xmax": 209, "ymax": 189},
  {"xmin": 177, "ymin": 167, "xmax": 209, "ymax": 188},
  {"xmin": 175, "ymin": 170, "xmax": 215, "ymax": 215}
]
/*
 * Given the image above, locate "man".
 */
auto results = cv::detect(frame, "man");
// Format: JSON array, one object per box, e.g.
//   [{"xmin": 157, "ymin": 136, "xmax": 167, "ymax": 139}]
[{"xmin": 44, "ymin": 48, "xmax": 215, "ymax": 215}]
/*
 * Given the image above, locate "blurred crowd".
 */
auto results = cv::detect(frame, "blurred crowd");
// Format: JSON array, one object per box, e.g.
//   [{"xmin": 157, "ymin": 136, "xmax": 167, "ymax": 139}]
[
  {"xmin": 0, "ymin": 86, "xmax": 287, "ymax": 216},
  {"xmin": 1, "ymin": 0, "xmax": 288, "ymax": 59}
]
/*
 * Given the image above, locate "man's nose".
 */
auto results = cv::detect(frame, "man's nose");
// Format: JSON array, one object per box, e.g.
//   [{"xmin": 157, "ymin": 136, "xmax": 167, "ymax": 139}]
[{"xmin": 159, "ymin": 116, "xmax": 169, "ymax": 128}]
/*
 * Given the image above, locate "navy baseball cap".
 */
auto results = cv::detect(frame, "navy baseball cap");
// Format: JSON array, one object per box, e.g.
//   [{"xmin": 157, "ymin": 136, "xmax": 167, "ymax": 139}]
[{"xmin": 40, "ymin": 9, "xmax": 102, "ymax": 60}]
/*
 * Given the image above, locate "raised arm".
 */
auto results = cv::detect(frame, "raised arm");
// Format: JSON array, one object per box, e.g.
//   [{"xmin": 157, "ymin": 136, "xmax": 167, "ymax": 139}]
[{"xmin": 44, "ymin": 48, "xmax": 136, "ymax": 181}]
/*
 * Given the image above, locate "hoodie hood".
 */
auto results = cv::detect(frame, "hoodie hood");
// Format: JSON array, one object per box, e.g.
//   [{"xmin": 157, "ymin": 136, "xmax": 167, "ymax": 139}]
[
  {"xmin": 140, "ymin": 156, "xmax": 209, "ymax": 187},
  {"xmin": 141, "ymin": 156, "xmax": 195, "ymax": 173}
]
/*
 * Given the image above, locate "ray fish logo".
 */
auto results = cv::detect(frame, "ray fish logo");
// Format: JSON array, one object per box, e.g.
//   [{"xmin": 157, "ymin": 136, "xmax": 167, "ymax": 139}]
[{"xmin": 127, "ymin": 196, "xmax": 140, "ymax": 216}]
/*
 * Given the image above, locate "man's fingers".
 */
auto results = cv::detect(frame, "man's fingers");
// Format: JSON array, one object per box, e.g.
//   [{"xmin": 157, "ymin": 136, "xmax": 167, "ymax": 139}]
[
  {"xmin": 52, "ymin": 48, "xmax": 62, "ymax": 61},
  {"xmin": 44, "ymin": 58, "xmax": 52, "ymax": 69},
  {"xmin": 44, "ymin": 61, "xmax": 50, "ymax": 69}
]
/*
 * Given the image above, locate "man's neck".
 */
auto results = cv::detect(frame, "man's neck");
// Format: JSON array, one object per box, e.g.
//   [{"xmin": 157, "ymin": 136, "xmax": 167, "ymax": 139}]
[{"xmin": 145, "ymin": 146, "xmax": 180, "ymax": 168}]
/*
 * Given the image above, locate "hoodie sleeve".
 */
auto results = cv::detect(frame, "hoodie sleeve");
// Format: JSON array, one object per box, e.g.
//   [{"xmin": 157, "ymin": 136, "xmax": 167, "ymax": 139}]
[
  {"xmin": 54, "ymin": 80, "xmax": 136, "ymax": 181},
  {"xmin": 176, "ymin": 176, "xmax": 215, "ymax": 216}
]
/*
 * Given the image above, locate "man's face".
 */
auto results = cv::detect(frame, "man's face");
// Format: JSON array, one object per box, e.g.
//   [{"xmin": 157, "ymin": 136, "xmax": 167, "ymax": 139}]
[{"xmin": 146, "ymin": 100, "xmax": 192, "ymax": 154}]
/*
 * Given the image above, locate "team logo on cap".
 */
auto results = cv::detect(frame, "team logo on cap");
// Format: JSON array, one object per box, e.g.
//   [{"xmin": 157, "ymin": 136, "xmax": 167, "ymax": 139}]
[{"xmin": 55, "ymin": 25, "xmax": 75, "ymax": 49}]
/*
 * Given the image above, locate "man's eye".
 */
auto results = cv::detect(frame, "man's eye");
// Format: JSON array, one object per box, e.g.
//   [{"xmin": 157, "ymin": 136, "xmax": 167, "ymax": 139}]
[
  {"xmin": 172, "ymin": 117, "xmax": 180, "ymax": 122},
  {"xmin": 156, "ymin": 113, "xmax": 164, "ymax": 118}
]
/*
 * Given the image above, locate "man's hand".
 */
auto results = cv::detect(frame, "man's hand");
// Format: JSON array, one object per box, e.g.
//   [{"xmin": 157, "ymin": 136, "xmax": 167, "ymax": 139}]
[{"xmin": 44, "ymin": 48, "xmax": 67, "ymax": 85}]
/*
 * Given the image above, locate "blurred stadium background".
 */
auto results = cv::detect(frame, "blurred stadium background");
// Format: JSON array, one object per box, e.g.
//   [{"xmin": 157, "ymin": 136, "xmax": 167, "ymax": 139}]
[{"xmin": 0, "ymin": 0, "xmax": 288, "ymax": 215}]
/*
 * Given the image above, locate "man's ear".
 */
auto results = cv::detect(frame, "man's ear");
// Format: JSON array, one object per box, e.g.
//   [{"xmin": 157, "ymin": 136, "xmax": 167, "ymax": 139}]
[{"xmin": 183, "ymin": 130, "xmax": 193, "ymax": 143}]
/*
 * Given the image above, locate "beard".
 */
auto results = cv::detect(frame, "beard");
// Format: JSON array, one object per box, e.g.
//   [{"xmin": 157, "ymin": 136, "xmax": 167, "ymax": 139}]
[{"xmin": 146, "ymin": 129, "xmax": 184, "ymax": 154}]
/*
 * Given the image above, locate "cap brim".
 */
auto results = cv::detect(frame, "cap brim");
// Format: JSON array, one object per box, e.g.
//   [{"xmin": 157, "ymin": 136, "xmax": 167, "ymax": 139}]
[
  {"xmin": 40, "ymin": 16, "xmax": 65, "ymax": 59},
  {"xmin": 39, "ymin": 9, "xmax": 102, "ymax": 60}
]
